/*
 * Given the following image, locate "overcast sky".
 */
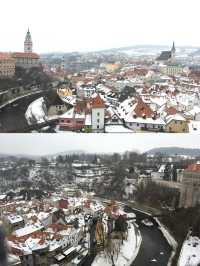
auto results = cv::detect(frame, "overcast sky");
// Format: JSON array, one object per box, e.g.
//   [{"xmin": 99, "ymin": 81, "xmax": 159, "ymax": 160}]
[
  {"xmin": 0, "ymin": 0, "xmax": 200, "ymax": 53},
  {"xmin": 0, "ymin": 134, "xmax": 199, "ymax": 156}
]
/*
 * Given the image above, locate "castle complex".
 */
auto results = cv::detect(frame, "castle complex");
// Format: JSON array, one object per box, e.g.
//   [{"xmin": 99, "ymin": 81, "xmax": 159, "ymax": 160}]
[{"xmin": 0, "ymin": 29, "xmax": 40, "ymax": 78}]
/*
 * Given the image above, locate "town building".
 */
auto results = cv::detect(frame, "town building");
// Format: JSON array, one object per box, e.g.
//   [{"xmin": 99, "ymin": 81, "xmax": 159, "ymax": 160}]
[
  {"xmin": 59, "ymin": 102, "xmax": 87, "ymax": 132},
  {"xmin": 91, "ymin": 94, "xmax": 105, "ymax": 132},
  {"xmin": 58, "ymin": 94, "xmax": 105, "ymax": 132},
  {"xmin": 119, "ymin": 97, "xmax": 165, "ymax": 132},
  {"xmin": 0, "ymin": 53, "xmax": 15, "ymax": 78},
  {"xmin": 47, "ymin": 94, "xmax": 68, "ymax": 116},
  {"xmin": 12, "ymin": 52, "xmax": 40, "ymax": 69},
  {"xmin": 165, "ymin": 114, "xmax": 189, "ymax": 133},
  {"xmin": 160, "ymin": 64, "xmax": 189, "ymax": 77}
]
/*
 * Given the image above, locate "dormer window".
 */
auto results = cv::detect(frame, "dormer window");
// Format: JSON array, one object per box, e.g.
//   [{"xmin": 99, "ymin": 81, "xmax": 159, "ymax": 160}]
[
  {"xmin": 142, "ymin": 114, "xmax": 146, "ymax": 119},
  {"xmin": 152, "ymin": 114, "xmax": 156, "ymax": 120}
]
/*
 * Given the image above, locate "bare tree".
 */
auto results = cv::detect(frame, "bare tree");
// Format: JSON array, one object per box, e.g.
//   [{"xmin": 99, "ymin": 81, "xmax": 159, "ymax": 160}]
[{"xmin": 104, "ymin": 236, "xmax": 121, "ymax": 266}]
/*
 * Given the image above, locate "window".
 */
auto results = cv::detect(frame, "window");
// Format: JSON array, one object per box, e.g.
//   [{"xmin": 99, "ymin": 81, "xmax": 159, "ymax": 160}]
[
  {"xmin": 97, "ymin": 125, "xmax": 99, "ymax": 129},
  {"xmin": 97, "ymin": 119, "xmax": 100, "ymax": 123},
  {"xmin": 97, "ymin": 112, "xmax": 100, "ymax": 116}
]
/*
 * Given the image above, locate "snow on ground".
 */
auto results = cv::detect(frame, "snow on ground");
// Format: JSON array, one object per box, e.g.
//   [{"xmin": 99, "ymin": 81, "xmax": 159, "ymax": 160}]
[
  {"xmin": 92, "ymin": 223, "xmax": 141, "ymax": 266},
  {"xmin": 178, "ymin": 236, "xmax": 200, "ymax": 266},
  {"xmin": 105, "ymin": 125, "xmax": 134, "ymax": 133},
  {"xmin": 188, "ymin": 121, "xmax": 200, "ymax": 133},
  {"xmin": 25, "ymin": 97, "xmax": 48, "ymax": 125}
]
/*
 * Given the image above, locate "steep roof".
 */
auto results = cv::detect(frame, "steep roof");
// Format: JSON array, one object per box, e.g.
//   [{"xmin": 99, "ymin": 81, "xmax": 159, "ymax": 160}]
[
  {"xmin": 134, "ymin": 98, "xmax": 154, "ymax": 118},
  {"xmin": 157, "ymin": 51, "xmax": 172, "ymax": 61},
  {"xmin": 165, "ymin": 106, "xmax": 178, "ymax": 115},
  {"xmin": 91, "ymin": 94, "xmax": 105, "ymax": 108},
  {"xmin": 166, "ymin": 113, "xmax": 186, "ymax": 123}
]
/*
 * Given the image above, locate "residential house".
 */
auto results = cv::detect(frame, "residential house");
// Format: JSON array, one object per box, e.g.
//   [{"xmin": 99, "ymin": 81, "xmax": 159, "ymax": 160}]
[
  {"xmin": 47, "ymin": 94, "xmax": 68, "ymax": 116},
  {"xmin": 121, "ymin": 98, "xmax": 165, "ymax": 132},
  {"xmin": 165, "ymin": 113, "xmax": 188, "ymax": 132}
]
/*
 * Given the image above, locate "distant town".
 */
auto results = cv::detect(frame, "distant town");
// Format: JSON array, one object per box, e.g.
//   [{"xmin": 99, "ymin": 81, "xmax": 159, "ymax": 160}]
[
  {"xmin": 0, "ymin": 147, "xmax": 200, "ymax": 265},
  {"xmin": 1, "ymin": 30, "xmax": 200, "ymax": 132}
]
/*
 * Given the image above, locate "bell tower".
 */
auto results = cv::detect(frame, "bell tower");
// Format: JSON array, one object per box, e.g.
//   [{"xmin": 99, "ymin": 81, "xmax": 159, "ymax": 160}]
[
  {"xmin": 24, "ymin": 28, "xmax": 33, "ymax": 53},
  {"xmin": 171, "ymin": 41, "xmax": 176, "ymax": 62}
]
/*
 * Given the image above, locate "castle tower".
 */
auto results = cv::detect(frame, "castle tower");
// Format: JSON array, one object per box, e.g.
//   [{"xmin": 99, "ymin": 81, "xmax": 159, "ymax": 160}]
[{"xmin": 24, "ymin": 28, "xmax": 33, "ymax": 53}]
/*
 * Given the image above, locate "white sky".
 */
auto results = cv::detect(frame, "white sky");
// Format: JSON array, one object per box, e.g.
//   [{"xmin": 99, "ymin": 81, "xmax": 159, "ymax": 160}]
[
  {"xmin": 0, "ymin": 134, "xmax": 199, "ymax": 156},
  {"xmin": 0, "ymin": 0, "xmax": 200, "ymax": 53}
]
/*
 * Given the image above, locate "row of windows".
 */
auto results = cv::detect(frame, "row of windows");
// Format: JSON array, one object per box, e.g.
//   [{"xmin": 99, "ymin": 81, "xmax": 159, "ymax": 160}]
[
  {"xmin": 0, "ymin": 71, "xmax": 14, "ymax": 76},
  {"xmin": 0, "ymin": 63, "xmax": 15, "ymax": 67},
  {"xmin": 0, "ymin": 60, "xmax": 14, "ymax": 63},
  {"xmin": 16, "ymin": 59, "xmax": 38, "ymax": 64},
  {"xmin": 56, "ymin": 105, "xmax": 64, "ymax": 110},
  {"xmin": 60, "ymin": 119, "xmax": 84, "ymax": 124},
  {"xmin": 129, "ymin": 122, "xmax": 163, "ymax": 129}
]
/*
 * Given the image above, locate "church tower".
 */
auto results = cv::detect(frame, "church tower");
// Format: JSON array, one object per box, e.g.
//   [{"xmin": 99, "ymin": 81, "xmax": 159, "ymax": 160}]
[
  {"xmin": 171, "ymin": 41, "xmax": 176, "ymax": 62},
  {"xmin": 24, "ymin": 29, "xmax": 33, "ymax": 53}
]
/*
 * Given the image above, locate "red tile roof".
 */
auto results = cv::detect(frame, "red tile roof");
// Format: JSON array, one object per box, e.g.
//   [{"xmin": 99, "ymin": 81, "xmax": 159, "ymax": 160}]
[
  {"xmin": 165, "ymin": 106, "xmax": 178, "ymax": 115},
  {"xmin": 185, "ymin": 163, "xmax": 200, "ymax": 173},
  {"xmin": 12, "ymin": 52, "xmax": 40, "ymax": 59},
  {"xmin": 0, "ymin": 52, "xmax": 14, "ymax": 61},
  {"xmin": 91, "ymin": 94, "xmax": 105, "ymax": 108},
  {"xmin": 134, "ymin": 98, "xmax": 154, "ymax": 118}
]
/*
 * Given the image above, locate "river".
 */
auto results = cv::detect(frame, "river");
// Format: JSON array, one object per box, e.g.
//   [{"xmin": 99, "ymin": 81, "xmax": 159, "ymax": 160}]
[
  {"xmin": 0, "ymin": 92, "xmax": 45, "ymax": 132},
  {"xmin": 126, "ymin": 206, "xmax": 172, "ymax": 266}
]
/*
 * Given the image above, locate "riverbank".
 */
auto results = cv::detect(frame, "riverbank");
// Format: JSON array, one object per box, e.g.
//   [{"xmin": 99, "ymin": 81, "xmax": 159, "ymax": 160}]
[
  {"xmin": 0, "ymin": 91, "xmax": 45, "ymax": 132},
  {"xmin": 91, "ymin": 223, "xmax": 142, "ymax": 266},
  {"xmin": 0, "ymin": 90, "xmax": 42, "ymax": 110}
]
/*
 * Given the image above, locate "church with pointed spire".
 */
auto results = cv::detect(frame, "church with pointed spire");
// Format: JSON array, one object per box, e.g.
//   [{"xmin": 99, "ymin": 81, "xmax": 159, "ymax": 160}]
[
  {"xmin": 156, "ymin": 41, "xmax": 176, "ymax": 63},
  {"xmin": 24, "ymin": 28, "xmax": 33, "ymax": 53}
]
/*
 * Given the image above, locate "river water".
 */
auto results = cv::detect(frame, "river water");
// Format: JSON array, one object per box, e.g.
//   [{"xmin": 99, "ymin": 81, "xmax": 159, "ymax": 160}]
[
  {"xmin": 128, "ymin": 207, "xmax": 172, "ymax": 266},
  {"xmin": 0, "ymin": 92, "xmax": 45, "ymax": 133}
]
